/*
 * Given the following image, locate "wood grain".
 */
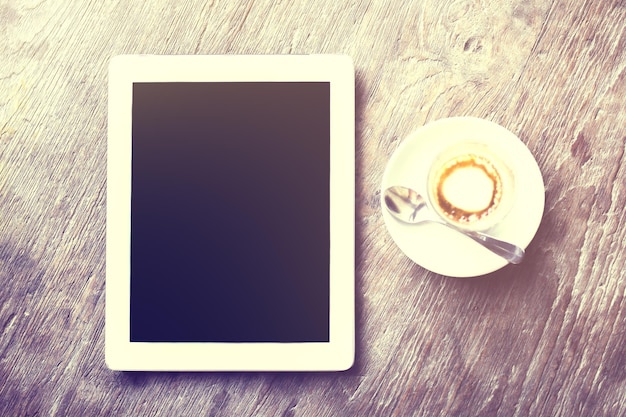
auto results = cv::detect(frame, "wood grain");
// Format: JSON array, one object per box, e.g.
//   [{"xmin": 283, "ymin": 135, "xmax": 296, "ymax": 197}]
[{"xmin": 1, "ymin": 0, "xmax": 625, "ymax": 416}]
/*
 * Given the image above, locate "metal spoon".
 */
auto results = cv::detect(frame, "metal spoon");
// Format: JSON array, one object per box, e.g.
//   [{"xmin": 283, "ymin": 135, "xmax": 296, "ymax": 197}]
[{"xmin": 383, "ymin": 185, "xmax": 524, "ymax": 264}]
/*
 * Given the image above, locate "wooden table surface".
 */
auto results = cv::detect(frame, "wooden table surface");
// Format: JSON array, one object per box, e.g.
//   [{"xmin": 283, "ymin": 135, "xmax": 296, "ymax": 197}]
[{"xmin": 1, "ymin": 0, "xmax": 625, "ymax": 415}]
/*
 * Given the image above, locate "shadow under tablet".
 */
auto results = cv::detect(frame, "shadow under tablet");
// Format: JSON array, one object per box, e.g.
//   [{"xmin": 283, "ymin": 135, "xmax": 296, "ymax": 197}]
[{"xmin": 129, "ymin": 82, "xmax": 330, "ymax": 343}]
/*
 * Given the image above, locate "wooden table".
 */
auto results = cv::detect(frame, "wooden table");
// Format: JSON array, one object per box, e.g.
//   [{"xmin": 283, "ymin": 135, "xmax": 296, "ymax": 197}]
[{"xmin": 1, "ymin": 0, "xmax": 625, "ymax": 415}]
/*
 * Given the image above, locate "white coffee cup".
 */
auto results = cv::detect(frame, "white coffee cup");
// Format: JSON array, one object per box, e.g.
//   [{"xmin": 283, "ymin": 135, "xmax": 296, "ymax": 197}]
[{"xmin": 427, "ymin": 142, "xmax": 515, "ymax": 231}]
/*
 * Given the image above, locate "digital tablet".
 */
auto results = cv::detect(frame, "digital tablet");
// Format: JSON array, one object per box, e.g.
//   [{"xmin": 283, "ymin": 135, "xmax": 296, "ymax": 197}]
[{"xmin": 106, "ymin": 55, "xmax": 355, "ymax": 371}]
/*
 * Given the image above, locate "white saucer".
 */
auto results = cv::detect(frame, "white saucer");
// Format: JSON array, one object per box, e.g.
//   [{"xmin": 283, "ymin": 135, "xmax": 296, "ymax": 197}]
[{"xmin": 380, "ymin": 117, "xmax": 545, "ymax": 277}]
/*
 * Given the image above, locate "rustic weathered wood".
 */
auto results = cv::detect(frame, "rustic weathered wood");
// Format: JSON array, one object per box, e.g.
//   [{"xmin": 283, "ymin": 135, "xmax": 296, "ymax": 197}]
[{"xmin": 1, "ymin": 0, "xmax": 625, "ymax": 415}]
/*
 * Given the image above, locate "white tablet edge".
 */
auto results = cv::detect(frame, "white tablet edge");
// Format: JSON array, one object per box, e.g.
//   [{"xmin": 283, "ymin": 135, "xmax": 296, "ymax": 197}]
[{"xmin": 106, "ymin": 55, "xmax": 355, "ymax": 371}]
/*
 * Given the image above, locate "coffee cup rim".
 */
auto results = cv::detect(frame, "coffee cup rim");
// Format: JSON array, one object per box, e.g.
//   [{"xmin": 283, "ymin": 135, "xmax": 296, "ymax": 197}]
[{"xmin": 426, "ymin": 141, "xmax": 516, "ymax": 232}]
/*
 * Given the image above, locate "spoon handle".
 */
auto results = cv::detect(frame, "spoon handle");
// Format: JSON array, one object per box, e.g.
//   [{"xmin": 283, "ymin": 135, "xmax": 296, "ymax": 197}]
[{"xmin": 462, "ymin": 229, "xmax": 525, "ymax": 264}]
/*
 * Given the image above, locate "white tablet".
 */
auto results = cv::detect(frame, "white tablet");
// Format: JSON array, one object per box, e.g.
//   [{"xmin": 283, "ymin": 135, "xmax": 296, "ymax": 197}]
[{"xmin": 106, "ymin": 55, "xmax": 355, "ymax": 371}]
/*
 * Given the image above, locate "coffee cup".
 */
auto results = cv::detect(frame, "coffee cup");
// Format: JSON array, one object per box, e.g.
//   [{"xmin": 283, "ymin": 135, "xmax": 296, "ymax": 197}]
[{"xmin": 426, "ymin": 142, "xmax": 515, "ymax": 231}]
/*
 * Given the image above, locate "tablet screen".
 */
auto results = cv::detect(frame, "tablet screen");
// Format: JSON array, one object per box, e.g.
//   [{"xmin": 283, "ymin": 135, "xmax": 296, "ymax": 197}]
[{"xmin": 129, "ymin": 82, "xmax": 330, "ymax": 343}]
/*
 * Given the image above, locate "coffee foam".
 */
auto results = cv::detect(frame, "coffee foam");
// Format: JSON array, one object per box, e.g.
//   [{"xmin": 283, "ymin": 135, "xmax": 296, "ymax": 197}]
[
  {"xmin": 440, "ymin": 164, "xmax": 494, "ymax": 212},
  {"xmin": 432, "ymin": 153, "xmax": 503, "ymax": 225}
]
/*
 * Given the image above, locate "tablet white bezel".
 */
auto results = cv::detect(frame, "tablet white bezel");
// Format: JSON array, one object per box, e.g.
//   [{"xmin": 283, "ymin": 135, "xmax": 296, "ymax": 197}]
[{"xmin": 106, "ymin": 55, "xmax": 354, "ymax": 371}]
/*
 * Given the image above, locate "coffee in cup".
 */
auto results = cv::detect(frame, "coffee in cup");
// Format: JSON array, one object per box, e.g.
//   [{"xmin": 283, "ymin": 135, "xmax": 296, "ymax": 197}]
[{"xmin": 427, "ymin": 142, "xmax": 514, "ymax": 231}]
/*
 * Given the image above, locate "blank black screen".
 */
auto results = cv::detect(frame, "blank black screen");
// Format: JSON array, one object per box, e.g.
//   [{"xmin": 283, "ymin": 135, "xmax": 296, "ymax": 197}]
[{"xmin": 130, "ymin": 82, "xmax": 330, "ymax": 342}]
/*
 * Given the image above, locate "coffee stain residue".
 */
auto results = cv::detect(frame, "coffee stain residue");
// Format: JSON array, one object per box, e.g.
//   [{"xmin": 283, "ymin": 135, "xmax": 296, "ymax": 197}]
[{"xmin": 435, "ymin": 154, "xmax": 501, "ymax": 224}]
